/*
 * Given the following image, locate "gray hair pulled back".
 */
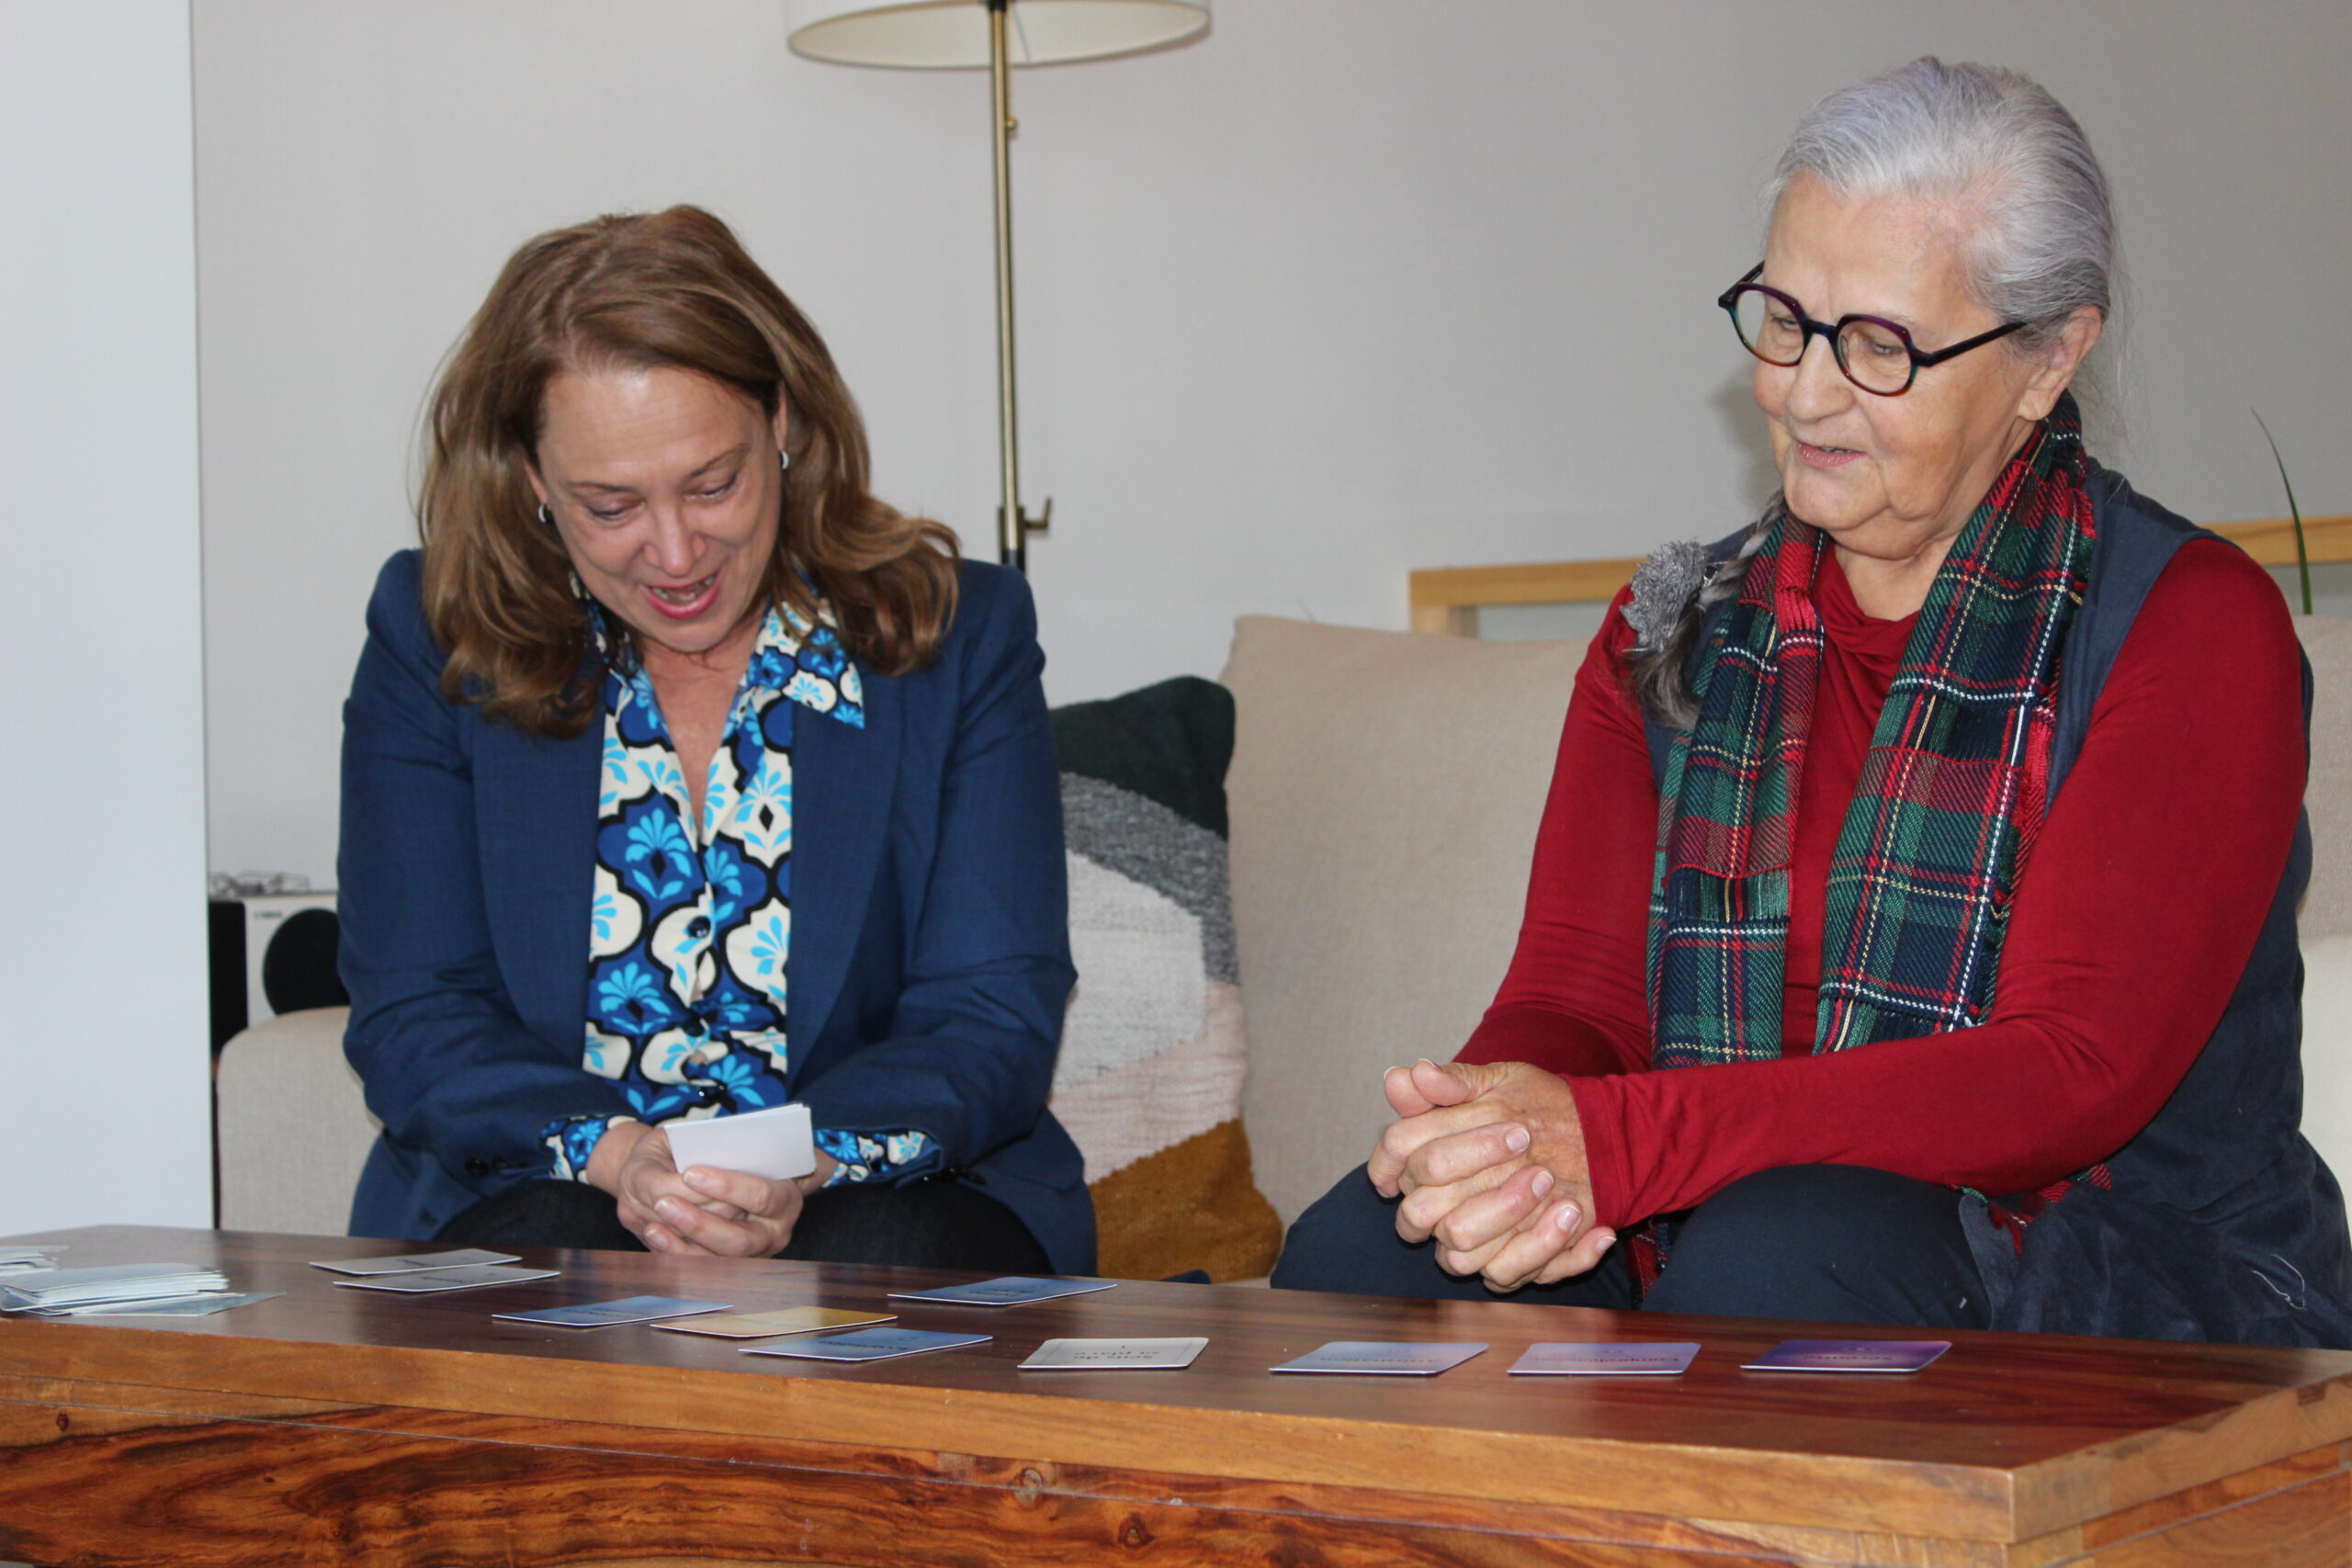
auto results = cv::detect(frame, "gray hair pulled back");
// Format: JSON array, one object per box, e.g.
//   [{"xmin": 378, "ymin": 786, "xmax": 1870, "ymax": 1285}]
[{"xmin": 1631, "ymin": 57, "xmax": 2118, "ymax": 731}]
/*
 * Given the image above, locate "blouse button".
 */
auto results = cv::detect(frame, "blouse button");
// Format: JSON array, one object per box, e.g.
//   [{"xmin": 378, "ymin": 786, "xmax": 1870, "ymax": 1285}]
[{"xmin": 687, "ymin": 916, "xmax": 712, "ymax": 939}]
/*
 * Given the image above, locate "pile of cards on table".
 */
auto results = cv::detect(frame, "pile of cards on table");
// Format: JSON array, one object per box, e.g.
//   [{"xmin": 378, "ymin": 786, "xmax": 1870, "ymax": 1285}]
[
  {"xmin": 2, "ymin": 1261, "xmax": 232, "ymax": 1314},
  {"xmin": 312, "ymin": 1247, "xmax": 557, "ymax": 1292}
]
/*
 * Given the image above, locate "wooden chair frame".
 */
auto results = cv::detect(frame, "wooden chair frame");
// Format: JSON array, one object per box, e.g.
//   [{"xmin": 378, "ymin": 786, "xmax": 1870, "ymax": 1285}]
[{"xmin": 1410, "ymin": 513, "xmax": 2352, "ymax": 636}]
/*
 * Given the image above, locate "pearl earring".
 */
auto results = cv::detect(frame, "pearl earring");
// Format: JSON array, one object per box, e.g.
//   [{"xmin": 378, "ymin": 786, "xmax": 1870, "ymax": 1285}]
[{"xmin": 537, "ymin": 503, "xmax": 555, "ymax": 527}]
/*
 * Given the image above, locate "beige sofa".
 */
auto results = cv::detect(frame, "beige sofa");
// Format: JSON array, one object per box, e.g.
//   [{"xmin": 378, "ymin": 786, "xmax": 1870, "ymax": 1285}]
[{"xmin": 217, "ymin": 614, "xmax": 2352, "ymax": 1247}]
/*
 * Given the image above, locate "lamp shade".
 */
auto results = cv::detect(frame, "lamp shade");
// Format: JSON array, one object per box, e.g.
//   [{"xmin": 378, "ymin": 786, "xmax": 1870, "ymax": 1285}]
[{"xmin": 786, "ymin": 0, "xmax": 1208, "ymax": 69}]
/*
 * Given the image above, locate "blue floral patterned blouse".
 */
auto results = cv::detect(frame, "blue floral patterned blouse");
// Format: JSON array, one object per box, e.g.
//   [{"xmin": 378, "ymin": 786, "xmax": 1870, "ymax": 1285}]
[{"xmin": 541, "ymin": 600, "xmax": 937, "ymax": 1189}]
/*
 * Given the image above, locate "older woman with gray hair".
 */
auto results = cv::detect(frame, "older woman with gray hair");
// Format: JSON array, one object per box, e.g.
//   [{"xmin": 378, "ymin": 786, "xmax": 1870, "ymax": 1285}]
[{"xmin": 1273, "ymin": 58, "xmax": 2352, "ymax": 1346}]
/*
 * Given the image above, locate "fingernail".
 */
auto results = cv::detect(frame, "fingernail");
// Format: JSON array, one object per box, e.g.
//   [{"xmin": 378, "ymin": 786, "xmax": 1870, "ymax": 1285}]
[
  {"xmin": 684, "ymin": 1168, "xmax": 716, "ymax": 1191},
  {"xmin": 1594, "ymin": 1230, "xmax": 1617, "ymax": 1249},
  {"xmin": 1556, "ymin": 1203, "xmax": 1581, "ymax": 1234},
  {"xmin": 1504, "ymin": 1125, "xmax": 1531, "ymax": 1154},
  {"xmin": 645, "ymin": 1230, "xmax": 669, "ymax": 1252},
  {"xmin": 656, "ymin": 1199, "xmax": 683, "ymax": 1223},
  {"xmin": 1532, "ymin": 1168, "xmax": 1555, "ymax": 1197},
  {"xmin": 1416, "ymin": 1057, "xmax": 1435, "ymax": 1070}
]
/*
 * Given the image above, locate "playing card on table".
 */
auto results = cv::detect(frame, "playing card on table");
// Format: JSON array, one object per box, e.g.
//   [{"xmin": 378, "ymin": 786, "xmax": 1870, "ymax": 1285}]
[
  {"xmin": 333, "ymin": 1264, "xmax": 557, "ymax": 1294},
  {"xmin": 1742, "ymin": 1338, "xmax": 1951, "ymax": 1373},
  {"xmin": 1510, "ymin": 1342, "xmax": 1702, "ymax": 1376},
  {"xmin": 50, "ymin": 1292, "xmax": 284, "ymax": 1318},
  {"xmin": 1270, "ymin": 1341, "xmax": 1487, "ymax": 1376},
  {"xmin": 743, "ymin": 1326, "xmax": 990, "ymax": 1362},
  {"xmin": 653, "ymin": 1306, "xmax": 897, "ymax": 1339},
  {"xmin": 2, "ymin": 1263, "xmax": 230, "ymax": 1312},
  {"xmin": 1019, "ymin": 1337, "xmax": 1207, "ymax": 1371},
  {"xmin": 493, "ymin": 1295, "xmax": 732, "ymax": 1328},
  {"xmin": 886, "ymin": 1276, "xmax": 1116, "ymax": 1307},
  {"xmin": 309, "ymin": 1248, "xmax": 520, "ymax": 1277}
]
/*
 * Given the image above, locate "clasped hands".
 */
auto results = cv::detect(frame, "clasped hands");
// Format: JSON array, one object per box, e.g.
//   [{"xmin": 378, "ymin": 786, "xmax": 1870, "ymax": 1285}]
[
  {"xmin": 1367, "ymin": 1058, "xmax": 1616, "ymax": 1292},
  {"xmin": 585, "ymin": 1120, "xmax": 838, "ymax": 1257}
]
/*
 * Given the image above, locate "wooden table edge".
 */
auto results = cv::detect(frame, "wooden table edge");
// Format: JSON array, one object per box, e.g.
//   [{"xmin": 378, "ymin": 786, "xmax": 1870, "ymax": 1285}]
[{"xmin": 17, "ymin": 1315, "xmax": 2349, "ymax": 1546}]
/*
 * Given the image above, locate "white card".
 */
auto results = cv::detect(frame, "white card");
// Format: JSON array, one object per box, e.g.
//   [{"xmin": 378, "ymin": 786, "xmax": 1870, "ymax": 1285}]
[
  {"xmin": 662, "ymin": 1102, "xmax": 815, "ymax": 1182},
  {"xmin": 309, "ymin": 1248, "xmax": 521, "ymax": 1277},
  {"xmin": 51, "ymin": 1292, "xmax": 284, "ymax": 1318},
  {"xmin": 886, "ymin": 1276, "xmax": 1117, "ymax": 1307},
  {"xmin": 334, "ymin": 1265, "xmax": 558, "ymax": 1294},
  {"xmin": 1020, "ymin": 1337, "xmax": 1207, "ymax": 1371},
  {"xmin": 1270, "ymin": 1341, "xmax": 1487, "ymax": 1376},
  {"xmin": 1510, "ymin": 1341, "xmax": 1702, "ymax": 1376}
]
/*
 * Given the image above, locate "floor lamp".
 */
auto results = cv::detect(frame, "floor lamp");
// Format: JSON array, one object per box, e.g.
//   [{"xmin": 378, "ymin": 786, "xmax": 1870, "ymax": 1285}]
[{"xmin": 785, "ymin": 0, "xmax": 1211, "ymax": 570}]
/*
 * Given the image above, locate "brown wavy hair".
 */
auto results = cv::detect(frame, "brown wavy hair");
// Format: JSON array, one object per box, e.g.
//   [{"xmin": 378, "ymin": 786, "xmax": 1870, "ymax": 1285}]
[{"xmin": 418, "ymin": 205, "xmax": 959, "ymax": 735}]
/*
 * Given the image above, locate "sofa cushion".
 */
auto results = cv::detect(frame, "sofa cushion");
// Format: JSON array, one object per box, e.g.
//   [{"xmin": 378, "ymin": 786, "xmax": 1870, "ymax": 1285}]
[
  {"xmin": 1049, "ymin": 676, "xmax": 1283, "ymax": 1280},
  {"xmin": 2301, "ymin": 933, "xmax": 2352, "ymax": 1188},
  {"xmin": 1220, "ymin": 617, "xmax": 1584, "ymax": 1225},
  {"xmin": 2297, "ymin": 615, "xmax": 2352, "ymax": 942},
  {"xmin": 216, "ymin": 1005, "xmax": 376, "ymax": 1235}
]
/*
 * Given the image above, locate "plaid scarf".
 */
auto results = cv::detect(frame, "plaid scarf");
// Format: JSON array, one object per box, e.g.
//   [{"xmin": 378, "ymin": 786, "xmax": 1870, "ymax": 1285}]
[{"xmin": 1647, "ymin": 394, "xmax": 2097, "ymax": 1067}]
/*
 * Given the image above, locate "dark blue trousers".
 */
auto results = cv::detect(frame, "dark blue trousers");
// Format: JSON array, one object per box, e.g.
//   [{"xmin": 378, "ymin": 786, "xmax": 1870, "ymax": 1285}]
[{"xmin": 1271, "ymin": 1163, "xmax": 1991, "ymax": 1329}]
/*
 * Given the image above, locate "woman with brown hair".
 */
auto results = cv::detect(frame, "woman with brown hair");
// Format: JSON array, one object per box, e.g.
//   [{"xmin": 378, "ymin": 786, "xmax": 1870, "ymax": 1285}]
[{"xmin": 338, "ymin": 206, "xmax": 1091, "ymax": 1269}]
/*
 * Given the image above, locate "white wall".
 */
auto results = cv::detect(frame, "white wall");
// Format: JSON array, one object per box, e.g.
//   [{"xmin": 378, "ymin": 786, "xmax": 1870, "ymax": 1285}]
[
  {"xmin": 0, "ymin": 1, "xmax": 212, "ymax": 1233},
  {"xmin": 196, "ymin": 0, "xmax": 2352, "ymax": 887}
]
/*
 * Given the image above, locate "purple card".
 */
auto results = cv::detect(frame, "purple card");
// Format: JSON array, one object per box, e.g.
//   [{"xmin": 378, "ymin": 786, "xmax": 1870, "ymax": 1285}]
[
  {"xmin": 1742, "ymin": 1338, "xmax": 1950, "ymax": 1373},
  {"xmin": 1510, "ymin": 1341, "xmax": 1701, "ymax": 1376}
]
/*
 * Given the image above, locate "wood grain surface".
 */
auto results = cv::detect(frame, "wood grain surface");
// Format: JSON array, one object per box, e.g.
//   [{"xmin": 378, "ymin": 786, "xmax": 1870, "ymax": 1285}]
[{"xmin": 4, "ymin": 1225, "xmax": 2349, "ymax": 1566}]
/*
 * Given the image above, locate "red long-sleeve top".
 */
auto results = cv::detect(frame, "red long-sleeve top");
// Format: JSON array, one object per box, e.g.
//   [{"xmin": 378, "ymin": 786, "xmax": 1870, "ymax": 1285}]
[{"xmin": 1455, "ymin": 538, "xmax": 2305, "ymax": 1229}]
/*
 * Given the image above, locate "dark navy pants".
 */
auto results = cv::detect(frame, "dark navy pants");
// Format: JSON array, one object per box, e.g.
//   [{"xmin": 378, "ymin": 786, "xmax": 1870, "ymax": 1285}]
[{"xmin": 1271, "ymin": 1162, "xmax": 1991, "ymax": 1329}]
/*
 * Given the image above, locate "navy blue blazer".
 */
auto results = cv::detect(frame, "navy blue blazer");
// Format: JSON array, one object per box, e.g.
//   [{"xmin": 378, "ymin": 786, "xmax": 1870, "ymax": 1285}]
[{"xmin": 338, "ymin": 550, "xmax": 1091, "ymax": 1271}]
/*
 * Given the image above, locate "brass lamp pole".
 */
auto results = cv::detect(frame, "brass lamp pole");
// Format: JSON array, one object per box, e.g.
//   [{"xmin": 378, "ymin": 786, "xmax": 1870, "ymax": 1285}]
[
  {"xmin": 785, "ymin": 0, "xmax": 1210, "ymax": 570},
  {"xmin": 983, "ymin": 0, "xmax": 1047, "ymax": 569}
]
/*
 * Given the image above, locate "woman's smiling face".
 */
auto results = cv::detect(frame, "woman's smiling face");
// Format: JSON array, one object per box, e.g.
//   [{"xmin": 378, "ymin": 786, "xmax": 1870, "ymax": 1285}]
[
  {"xmin": 1755, "ymin": 173, "xmax": 2083, "ymax": 575},
  {"xmin": 528, "ymin": 363, "xmax": 786, "ymax": 661}
]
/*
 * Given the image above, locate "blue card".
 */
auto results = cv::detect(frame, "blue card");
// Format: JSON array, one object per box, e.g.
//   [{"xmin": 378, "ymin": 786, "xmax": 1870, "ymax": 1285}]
[
  {"xmin": 1743, "ymin": 1338, "xmax": 1951, "ymax": 1373},
  {"xmin": 1270, "ymin": 1341, "xmax": 1487, "ymax": 1376},
  {"xmin": 886, "ymin": 1276, "xmax": 1117, "ymax": 1307},
  {"xmin": 744, "ymin": 1326, "xmax": 992, "ymax": 1362},
  {"xmin": 493, "ymin": 1295, "xmax": 733, "ymax": 1328},
  {"xmin": 1510, "ymin": 1341, "xmax": 1701, "ymax": 1376}
]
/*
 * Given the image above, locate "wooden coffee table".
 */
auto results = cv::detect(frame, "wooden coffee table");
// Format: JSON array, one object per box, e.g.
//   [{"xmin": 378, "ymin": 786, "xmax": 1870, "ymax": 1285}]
[{"xmin": 2, "ymin": 1224, "xmax": 2348, "ymax": 1566}]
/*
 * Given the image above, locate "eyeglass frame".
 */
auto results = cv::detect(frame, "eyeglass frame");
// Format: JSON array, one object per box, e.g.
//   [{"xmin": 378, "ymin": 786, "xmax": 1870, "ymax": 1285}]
[{"xmin": 1717, "ymin": 263, "xmax": 2030, "ymax": 396}]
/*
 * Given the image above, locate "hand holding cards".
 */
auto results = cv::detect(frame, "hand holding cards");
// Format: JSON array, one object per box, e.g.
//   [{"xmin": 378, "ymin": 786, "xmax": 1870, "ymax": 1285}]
[{"xmin": 663, "ymin": 1103, "xmax": 816, "ymax": 1182}]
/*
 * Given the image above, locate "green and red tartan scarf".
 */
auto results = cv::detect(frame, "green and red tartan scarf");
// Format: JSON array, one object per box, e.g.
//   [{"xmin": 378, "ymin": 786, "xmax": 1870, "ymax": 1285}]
[{"xmin": 1646, "ymin": 394, "xmax": 2098, "ymax": 1069}]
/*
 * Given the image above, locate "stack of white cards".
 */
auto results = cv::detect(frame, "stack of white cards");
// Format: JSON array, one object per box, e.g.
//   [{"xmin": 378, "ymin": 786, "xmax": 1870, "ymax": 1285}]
[
  {"xmin": 1, "ymin": 1262, "xmax": 231, "ymax": 1314},
  {"xmin": 0, "ymin": 1246, "xmax": 64, "ymax": 1275},
  {"xmin": 311, "ymin": 1248, "xmax": 558, "ymax": 1294}
]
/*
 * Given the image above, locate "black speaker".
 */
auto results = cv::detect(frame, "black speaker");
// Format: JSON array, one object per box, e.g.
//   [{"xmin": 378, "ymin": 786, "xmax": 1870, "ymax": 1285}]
[{"xmin": 209, "ymin": 891, "xmax": 349, "ymax": 1052}]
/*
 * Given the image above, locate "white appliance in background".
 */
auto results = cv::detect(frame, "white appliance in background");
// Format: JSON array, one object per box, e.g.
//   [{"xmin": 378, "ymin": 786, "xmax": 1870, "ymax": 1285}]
[
  {"xmin": 209, "ymin": 884, "xmax": 345, "ymax": 1048},
  {"xmin": 236, "ymin": 890, "xmax": 340, "ymax": 1022}
]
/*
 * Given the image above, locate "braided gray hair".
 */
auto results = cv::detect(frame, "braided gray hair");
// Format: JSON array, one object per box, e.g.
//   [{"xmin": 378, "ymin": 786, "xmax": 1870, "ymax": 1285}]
[{"xmin": 1632, "ymin": 58, "xmax": 2117, "ymax": 729}]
